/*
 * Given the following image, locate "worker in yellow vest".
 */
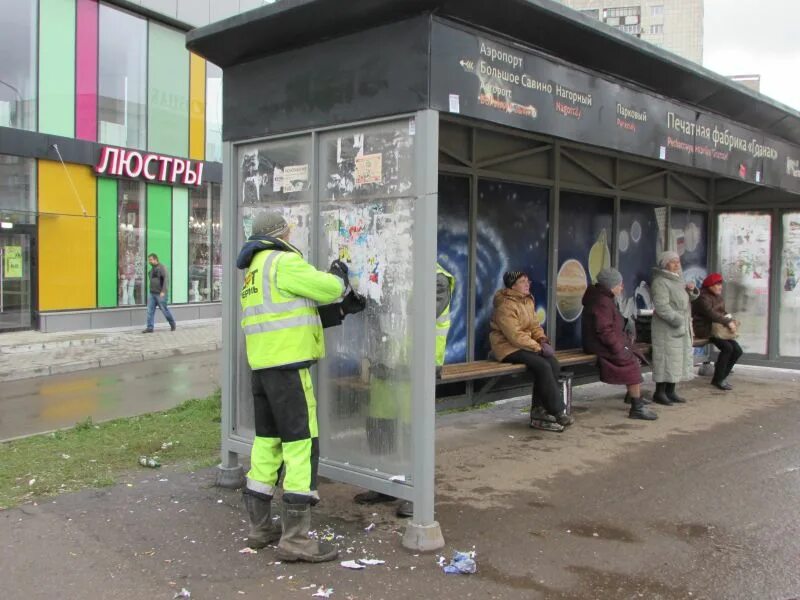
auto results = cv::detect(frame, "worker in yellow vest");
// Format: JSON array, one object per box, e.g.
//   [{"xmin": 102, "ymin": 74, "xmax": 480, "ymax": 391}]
[
  {"xmin": 238, "ymin": 210, "xmax": 365, "ymax": 563},
  {"xmin": 353, "ymin": 262, "xmax": 455, "ymax": 517}
]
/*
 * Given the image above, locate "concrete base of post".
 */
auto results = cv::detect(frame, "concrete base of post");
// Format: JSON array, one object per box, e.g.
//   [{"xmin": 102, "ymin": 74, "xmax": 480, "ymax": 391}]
[
  {"xmin": 215, "ymin": 463, "xmax": 245, "ymax": 489},
  {"xmin": 402, "ymin": 521, "xmax": 445, "ymax": 552}
]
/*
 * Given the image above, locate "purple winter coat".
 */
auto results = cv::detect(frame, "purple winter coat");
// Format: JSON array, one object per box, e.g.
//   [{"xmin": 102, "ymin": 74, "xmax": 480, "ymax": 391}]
[{"xmin": 581, "ymin": 284, "xmax": 642, "ymax": 385}]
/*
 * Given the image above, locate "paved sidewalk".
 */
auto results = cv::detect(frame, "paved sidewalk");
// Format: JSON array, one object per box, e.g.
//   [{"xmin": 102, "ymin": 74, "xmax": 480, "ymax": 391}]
[
  {"xmin": 1, "ymin": 368, "xmax": 798, "ymax": 599},
  {"xmin": 0, "ymin": 319, "xmax": 221, "ymax": 383}
]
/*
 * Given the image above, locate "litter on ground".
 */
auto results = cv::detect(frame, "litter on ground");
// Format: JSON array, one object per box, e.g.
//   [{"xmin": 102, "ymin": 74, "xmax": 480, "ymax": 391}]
[
  {"xmin": 239, "ymin": 547, "xmax": 258, "ymax": 554},
  {"xmin": 340, "ymin": 560, "xmax": 365, "ymax": 570},
  {"xmin": 312, "ymin": 587, "xmax": 334, "ymax": 598},
  {"xmin": 442, "ymin": 551, "xmax": 477, "ymax": 575},
  {"xmin": 173, "ymin": 588, "xmax": 191, "ymax": 599}
]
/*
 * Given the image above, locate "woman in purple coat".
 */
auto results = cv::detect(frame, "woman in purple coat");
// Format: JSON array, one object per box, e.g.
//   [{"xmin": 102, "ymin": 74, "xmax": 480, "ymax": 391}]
[{"xmin": 582, "ymin": 268, "xmax": 658, "ymax": 421}]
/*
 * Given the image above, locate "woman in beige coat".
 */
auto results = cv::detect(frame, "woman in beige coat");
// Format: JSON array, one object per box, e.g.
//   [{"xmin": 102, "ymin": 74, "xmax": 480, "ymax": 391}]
[
  {"xmin": 650, "ymin": 250, "xmax": 699, "ymax": 405},
  {"xmin": 490, "ymin": 271, "xmax": 572, "ymax": 431}
]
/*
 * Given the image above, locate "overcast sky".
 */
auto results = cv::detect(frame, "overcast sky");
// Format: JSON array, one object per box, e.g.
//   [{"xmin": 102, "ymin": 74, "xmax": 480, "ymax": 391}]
[{"xmin": 704, "ymin": 0, "xmax": 800, "ymax": 110}]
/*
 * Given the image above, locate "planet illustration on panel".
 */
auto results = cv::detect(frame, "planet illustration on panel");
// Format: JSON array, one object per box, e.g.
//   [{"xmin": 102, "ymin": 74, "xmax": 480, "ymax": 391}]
[
  {"xmin": 557, "ymin": 259, "xmax": 588, "ymax": 322},
  {"xmin": 588, "ymin": 229, "xmax": 612, "ymax": 283},
  {"xmin": 619, "ymin": 229, "xmax": 630, "ymax": 253},
  {"xmin": 630, "ymin": 220, "xmax": 642, "ymax": 243}
]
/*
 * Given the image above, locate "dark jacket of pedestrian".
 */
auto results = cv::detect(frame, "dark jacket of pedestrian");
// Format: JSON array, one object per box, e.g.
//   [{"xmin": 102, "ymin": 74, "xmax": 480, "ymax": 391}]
[
  {"xmin": 489, "ymin": 287, "xmax": 549, "ymax": 362},
  {"xmin": 691, "ymin": 288, "xmax": 733, "ymax": 339},
  {"xmin": 581, "ymin": 283, "xmax": 642, "ymax": 385},
  {"xmin": 149, "ymin": 263, "xmax": 169, "ymax": 295}
]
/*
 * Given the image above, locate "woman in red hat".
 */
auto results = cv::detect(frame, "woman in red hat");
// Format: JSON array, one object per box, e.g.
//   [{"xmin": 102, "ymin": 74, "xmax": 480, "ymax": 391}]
[{"xmin": 691, "ymin": 273, "xmax": 742, "ymax": 390}]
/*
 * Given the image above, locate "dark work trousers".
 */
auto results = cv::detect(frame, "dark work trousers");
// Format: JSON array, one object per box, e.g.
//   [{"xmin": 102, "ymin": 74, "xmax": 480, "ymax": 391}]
[
  {"xmin": 248, "ymin": 367, "xmax": 320, "ymax": 505},
  {"xmin": 711, "ymin": 337, "xmax": 743, "ymax": 383},
  {"xmin": 503, "ymin": 350, "xmax": 564, "ymax": 416}
]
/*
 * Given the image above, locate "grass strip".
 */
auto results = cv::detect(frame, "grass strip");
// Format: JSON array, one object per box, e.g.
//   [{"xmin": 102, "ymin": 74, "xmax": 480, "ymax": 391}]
[{"xmin": 0, "ymin": 391, "xmax": 221, "ymax": 510}]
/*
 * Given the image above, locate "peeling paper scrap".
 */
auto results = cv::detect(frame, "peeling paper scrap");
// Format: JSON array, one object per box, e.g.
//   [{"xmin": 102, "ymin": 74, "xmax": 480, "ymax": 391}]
[{"xmin": 388, "ymin": 475, "xmax": 406, "ymax": 483}]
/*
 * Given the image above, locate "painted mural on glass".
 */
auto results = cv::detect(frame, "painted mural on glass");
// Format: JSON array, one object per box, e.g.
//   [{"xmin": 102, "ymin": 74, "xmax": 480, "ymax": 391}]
[
  {"xmin": 474, "ymin": 180, "xmax": 549, "ymax": 359},
  {"xmin": 437, "ymin": 175, "xmax": 470, "ymax": 364},
  {"xmin": 618, "ymin": 201, "xmax": 665, "ymax": 320},
  {"xmin": 556, "ymin": 193, "xmax": 613, "ymax": 349}
]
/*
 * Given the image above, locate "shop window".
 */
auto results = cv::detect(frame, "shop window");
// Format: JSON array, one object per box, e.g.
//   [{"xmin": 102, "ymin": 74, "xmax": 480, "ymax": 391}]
[
  {"xmin": 206, "ymin": 63, "xmax": 223, "ymax": 162},
  {"xmin": 98, "ymin": 3, "xmax": 147, "ymax": 148},
  {"xmin": 189, "ymin": 185, "xmax": 212, "ymax": 303},
  {"xmin": 780, "ymin": 213, "xmax": 800, "ymax": 357},
  {"xmin": 717, "ymin": 212, "xmax": 771, "ymax": 355},
  {"xmin": 556, "ymin": 193, "xmax": 613, "ymax": 349},
  {"xmin": 118, "ymin": 181, "xmax": 146, "ymax": 305},
  {"xmin": 0, "ymin": 155, "xmax": 36, "ymax": 225},
  {"xmin": 211, "ymin": 183, "xmax": 222, "ymax": 301},
  {"xmin": 474, "ymin": 180, "xmax": 549, "ymax": 360},
  {"xmin": 0, "ymin": 0, "xmax": 37, "ymax": 130}
]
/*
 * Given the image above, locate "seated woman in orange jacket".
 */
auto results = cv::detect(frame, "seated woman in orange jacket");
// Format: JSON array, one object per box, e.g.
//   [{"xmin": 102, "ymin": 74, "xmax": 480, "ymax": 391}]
[{"xmin": 489, "ymin": 271, "xmax": 573, "ymax": 432}]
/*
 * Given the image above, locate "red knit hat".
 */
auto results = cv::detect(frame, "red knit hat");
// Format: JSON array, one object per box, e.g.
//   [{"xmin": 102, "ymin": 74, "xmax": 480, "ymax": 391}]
[{"xmin": 702, "ymin": 273, "xmax": 723, "ymax": 288}]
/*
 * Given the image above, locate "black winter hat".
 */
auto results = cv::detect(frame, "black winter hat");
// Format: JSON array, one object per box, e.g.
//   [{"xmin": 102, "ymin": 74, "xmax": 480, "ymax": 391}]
[{"xmin": 503, "ymin": 271, "xmax": 527, "ymax": 288}]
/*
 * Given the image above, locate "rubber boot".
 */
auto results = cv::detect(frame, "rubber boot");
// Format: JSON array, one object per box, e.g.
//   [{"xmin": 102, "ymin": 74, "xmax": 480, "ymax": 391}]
[
  {"xmin": 276, "ymin": 503, "xmax": 338, "ymax": 563},
  {"xmin": 652, "ymin": 382, "xmax": 672, "ymax": 406},
  {"xmin": 665, "ymin": 382, "xmax": 686, "ymax": 403},
  {"xmin": 243, "ymin": 491, "xmax": 281, "ymax": 549},
  {"xmin": 628, "ymin": 397, "xmax": 658, "ymax": 420}
]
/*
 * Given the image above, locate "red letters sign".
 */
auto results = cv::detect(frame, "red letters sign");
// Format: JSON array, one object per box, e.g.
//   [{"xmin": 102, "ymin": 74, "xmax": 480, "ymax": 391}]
[{"xmin": 95, "ymin": 147, "xmax": 204, "ymax": 187}]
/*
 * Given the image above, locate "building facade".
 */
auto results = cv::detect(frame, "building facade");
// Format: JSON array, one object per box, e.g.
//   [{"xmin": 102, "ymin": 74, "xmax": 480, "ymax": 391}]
[
  {"xmin": 558, "ymin": 0, "xmax": 704, "ymax": 64},
  {"xmin": 0, "ymin": 0, "xmax": 263, "ymax": 333}
]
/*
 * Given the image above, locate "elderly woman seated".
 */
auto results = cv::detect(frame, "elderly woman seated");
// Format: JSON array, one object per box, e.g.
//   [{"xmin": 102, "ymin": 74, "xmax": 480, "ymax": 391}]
[
  {"xmin": 581, "ymin": 268, "xmax": 658, "ymax": 421},
  {"xmin": 490, "ymin": 271, "xmax": 573, "ymax": 432}
]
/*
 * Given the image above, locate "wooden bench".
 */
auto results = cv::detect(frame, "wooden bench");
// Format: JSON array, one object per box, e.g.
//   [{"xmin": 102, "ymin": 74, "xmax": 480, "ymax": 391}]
[{"xmin": 438, "ymin": 339, "xmax": 711, "ymax": 398}]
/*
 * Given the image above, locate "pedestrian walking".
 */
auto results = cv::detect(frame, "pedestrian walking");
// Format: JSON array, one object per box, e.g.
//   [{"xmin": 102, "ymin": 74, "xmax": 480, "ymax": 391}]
[
  {"xmin": 650, "ymin": 251, "xmax": 699, "ymax": 404},
  {"xmin": 237, "ymin": 210, "xmax": 365, "ymax": 563},
  {"xmin": 142, "ymin": 253, "xmax": 176, "ymax": 333}
]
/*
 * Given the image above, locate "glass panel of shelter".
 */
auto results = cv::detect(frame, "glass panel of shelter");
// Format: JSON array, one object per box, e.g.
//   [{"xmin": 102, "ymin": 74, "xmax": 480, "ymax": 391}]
[
  {"xmin": 234, "ymin": 136, "xmax": 313, "ymax": 439},
  {"xmin": 317, "ymin": 120, "xmax": 417, "ymax": 480},
  {"xmin": 717, "ymin": 212, "xmax": 771, "ymax": 355}
]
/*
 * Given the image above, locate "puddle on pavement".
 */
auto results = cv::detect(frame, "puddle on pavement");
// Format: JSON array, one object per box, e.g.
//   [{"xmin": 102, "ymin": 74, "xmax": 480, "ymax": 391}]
[
  {"xmin": 653, "ymin": 521, "xmax": 716, "ymax": 540},
  {"xmin": 561, "ymin": 522, "xmax": 641, "ymax": 543},
  {"xmin": 479, "ymin": 562, "xmax": 555, "ymax": 593}
]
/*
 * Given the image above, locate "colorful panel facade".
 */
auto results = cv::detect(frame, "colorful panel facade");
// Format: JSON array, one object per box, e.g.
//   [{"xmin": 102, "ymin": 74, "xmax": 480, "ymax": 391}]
[
  {"xmin": 38, "ymin": 160, "xmax": 97, "ymax": 311},
  {"xmin": 146, "ymin": 184, "xmax": 172, "ymax": 295},
  {"xmin": 189, "ymin": 54, "xmax": 207, "ymax": 161},
  {"xmin": 76, "ymin": 0, "xmax": 99, "ymax": 141},
  {"xmin": 148, "ymin": 22, "xmax": 190, "ymax": 157},
  {"xmin": 39, "ymin": 0, "xmax": 76, "ymax": 137},
  {"xmin": 96, "ymin": 178, "xmax": 118, "ymax": 307}
]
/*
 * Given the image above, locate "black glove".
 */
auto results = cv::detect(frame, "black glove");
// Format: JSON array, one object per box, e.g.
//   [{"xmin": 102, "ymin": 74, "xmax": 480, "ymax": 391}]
[
  {"xmin": 341, "ymin": 290, "xmax": 366, "ymax": 316},
  {"xmin": 329, "ymin": 260, "xmax": 350, "ymax": 289}
]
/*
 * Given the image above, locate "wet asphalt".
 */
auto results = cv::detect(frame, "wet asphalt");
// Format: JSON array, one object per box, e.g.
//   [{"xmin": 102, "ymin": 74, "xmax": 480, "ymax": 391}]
[
  {"xmin": 0, "ymin": 351, "xmax": 220, "ymax": 441},
  {"xmin": 1, "ymin": 367, "xmax": 798, "ymax": 599}
]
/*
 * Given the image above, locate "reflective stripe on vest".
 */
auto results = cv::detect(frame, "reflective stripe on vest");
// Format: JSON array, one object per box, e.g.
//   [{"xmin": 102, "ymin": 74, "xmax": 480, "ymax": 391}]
[
  {"xmin": 241, "ymin": 249, "xmax": 324, "ymax": 370},
  {"xmin": 435, "ymin": 263, "xmax": 456, "ymax": 367}
]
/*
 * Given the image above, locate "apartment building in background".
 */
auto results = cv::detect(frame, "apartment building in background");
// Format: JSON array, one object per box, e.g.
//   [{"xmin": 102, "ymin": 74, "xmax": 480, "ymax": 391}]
[{"xmin": 557, "ymin": 0, "xmax": 704, "ymax": 64}]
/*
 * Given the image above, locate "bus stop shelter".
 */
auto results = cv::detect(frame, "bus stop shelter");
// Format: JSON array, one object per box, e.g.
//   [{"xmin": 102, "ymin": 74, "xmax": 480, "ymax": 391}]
[{"xmin": 187, "ymin": 0, "xmax": 800, "ymax": 551}]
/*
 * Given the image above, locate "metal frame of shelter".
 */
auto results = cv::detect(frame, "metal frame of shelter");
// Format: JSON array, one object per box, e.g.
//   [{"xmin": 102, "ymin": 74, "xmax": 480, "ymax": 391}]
[
  {"xmin": 217, "ymin": 111, "xmax": 445, "ymax": 551},
  {"xmin": 190, "ymin": 0, "xmax": 800, "ymax": 555}
]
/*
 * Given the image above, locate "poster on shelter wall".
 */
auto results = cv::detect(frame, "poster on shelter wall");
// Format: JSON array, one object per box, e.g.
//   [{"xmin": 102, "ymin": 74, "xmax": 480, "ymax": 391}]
[{"xmin": 3, "ymin": 246, "xmax": 22, "ymax": 278}]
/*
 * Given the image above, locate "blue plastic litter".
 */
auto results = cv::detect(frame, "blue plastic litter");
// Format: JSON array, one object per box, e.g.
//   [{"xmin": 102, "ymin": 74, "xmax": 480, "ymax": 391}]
[{"xmin": 442, "ymin": 551, "xmax": 477, "ymax": 574}]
